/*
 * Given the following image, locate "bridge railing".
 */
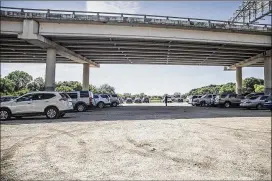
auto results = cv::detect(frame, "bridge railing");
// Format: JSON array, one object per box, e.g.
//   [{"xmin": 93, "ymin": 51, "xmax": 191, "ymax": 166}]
[{"xmin": 1, "ymin": 6, "xmax": 271, "ymax": 33}]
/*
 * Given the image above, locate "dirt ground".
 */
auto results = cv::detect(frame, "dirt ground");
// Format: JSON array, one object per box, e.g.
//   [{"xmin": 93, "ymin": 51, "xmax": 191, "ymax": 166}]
[{"xmin": 1, "ymin": 103, "xmax": 271, "ymax": 180}]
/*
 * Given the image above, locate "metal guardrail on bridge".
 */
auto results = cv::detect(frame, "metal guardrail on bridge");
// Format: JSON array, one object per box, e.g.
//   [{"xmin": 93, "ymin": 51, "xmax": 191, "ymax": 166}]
[{"xmin": 1, "ymin": 7, "xmax": 271, "ymax": 33}]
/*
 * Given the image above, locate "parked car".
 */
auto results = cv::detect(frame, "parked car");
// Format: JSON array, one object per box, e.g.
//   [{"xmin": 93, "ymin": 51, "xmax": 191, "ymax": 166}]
[
  {"xmin": 240, "ymin": 95, "xmax": 269, "ymax": 110},
  {"xmin": 93, "ymin": 94, "xmax": 111, "ymax": 108},
  {"xmin": 0, "ymin": 91, "xmax": 73, "ymax": 120},
  {"xmin": 188, "ymin": 95, "xmax": 202, "ymax": 104},
  {"xmin": 142, "ymin": 97, "xmax": 150, "ymax": 103},
  {"xmin": 126, "ymin": 98, "xmax": 133, "ymax": 104},
  {"xmin": 245, "ymin": 92, "xmax": 264, "ymax": 99},
  {"xmin": 134, "ymin": 98, "xmax": 142, "ymax": 103},
  {"xmin": 67, "ymin": 91, "xmax": 94, "ymax": 112},
  {"xmin": 215, "ymin": 93, "xmax": 244, "ymax": 108},
  {"xmin": 264, "ymin": 96, "xmax": 272, "ymax": 111},
  {"xmin": 194, "ymin": 94, "xmax": 217, "ymax": 106},
  {"xmin": 0, "ymin": 96, "xmax": 17, "ymax": 103},
  {"xmin": 108, "ymin": 94, "xmax": 120, "ymax": 107}
]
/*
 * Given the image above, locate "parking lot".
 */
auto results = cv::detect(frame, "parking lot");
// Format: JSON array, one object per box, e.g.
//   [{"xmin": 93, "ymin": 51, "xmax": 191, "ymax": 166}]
[{"xmin": 1, "ymin": 103, "xmax": 271, "ymax": 180}]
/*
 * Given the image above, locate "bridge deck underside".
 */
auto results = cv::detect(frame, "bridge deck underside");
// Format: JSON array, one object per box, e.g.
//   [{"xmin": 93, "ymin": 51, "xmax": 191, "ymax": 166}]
[{"xmin": 0, "ymin": 34, "xmax": 269, "ymax": 67}]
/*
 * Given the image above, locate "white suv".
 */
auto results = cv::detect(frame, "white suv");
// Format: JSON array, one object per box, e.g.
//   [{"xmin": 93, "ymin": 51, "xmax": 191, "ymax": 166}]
[
  {"xmin": 93, "ymin": 94, "xmax": 111, "ymax": 108},
  {"xmin": 67, "ymin": 91, "xmax": 94, "ymax": 112},
  {"xmin": 0, "ymin": 91, "xmax": 73, "ymax": 120}
]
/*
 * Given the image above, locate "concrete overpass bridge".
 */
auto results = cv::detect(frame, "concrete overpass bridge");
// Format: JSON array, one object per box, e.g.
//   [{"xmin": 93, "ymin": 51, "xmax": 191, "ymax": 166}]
[{"xmin": 1, "ymin": 7, "xmax": 271, "ymax": 93}]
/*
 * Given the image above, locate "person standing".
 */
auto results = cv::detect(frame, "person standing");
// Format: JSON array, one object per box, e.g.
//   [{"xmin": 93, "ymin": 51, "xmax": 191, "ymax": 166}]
[{"xmin": 165, "ymin": 95, "xmax": 168, "ymax": 107}]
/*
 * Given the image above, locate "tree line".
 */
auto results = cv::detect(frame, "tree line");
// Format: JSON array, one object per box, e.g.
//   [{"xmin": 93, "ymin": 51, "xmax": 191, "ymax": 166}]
[
  {"xmin": 0, "ymin": 70, "xmax": 115, "ymax": 96},
  {"xmin": 0, "ymin": 71, "xmax": 265, "ymax": 98}
]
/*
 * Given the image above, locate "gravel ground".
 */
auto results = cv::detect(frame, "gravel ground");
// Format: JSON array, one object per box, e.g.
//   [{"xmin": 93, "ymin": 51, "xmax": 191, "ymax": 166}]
[{"xmin": 1, "ymin": 103, "xmax": 271, "ymax": 180}]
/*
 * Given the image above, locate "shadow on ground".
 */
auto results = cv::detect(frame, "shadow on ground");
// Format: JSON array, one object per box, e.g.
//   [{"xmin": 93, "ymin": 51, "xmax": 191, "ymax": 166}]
[{"xmin": 1, "ymin": 105, "xmax": 271, "ymax": 125}]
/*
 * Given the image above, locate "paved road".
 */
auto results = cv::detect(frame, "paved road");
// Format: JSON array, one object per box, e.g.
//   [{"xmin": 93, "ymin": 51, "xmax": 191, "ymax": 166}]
[{"xmin": 1, "ymin": 104, "xmax": 271, "ymax": 180}]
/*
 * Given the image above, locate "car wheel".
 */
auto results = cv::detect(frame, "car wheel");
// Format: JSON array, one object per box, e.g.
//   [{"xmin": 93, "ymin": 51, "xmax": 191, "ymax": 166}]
[
  {"xmin": 0, "ymin": 108, "xmax": 11, "ymax": 121},
  {"xmin": 97, "ymin": 102, "xmax": 105, "ymax": 109},
  {"xmin": 112, "ymin": 102, "xmax": 117, "ymax": 107},
  {"xmin": 45, "ymin": 107, "xmax": 59, "ymax": 119},
  {"xmin": 256, "ymin": 104, "xmax": 263, "ymax": 110},
  {"xmin": 76, "ymin": 103, "xmax": 87, "ymax": 112},
  {"xmin": 224, "ymin": 102, "xmax": 231, "ymax": 108}
]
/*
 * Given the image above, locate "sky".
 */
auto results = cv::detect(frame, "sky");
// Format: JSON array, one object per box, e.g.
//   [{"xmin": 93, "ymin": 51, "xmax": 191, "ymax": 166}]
[{"xmin": 0, "ymin": 1, "xmax": 267, "ymax": 95}]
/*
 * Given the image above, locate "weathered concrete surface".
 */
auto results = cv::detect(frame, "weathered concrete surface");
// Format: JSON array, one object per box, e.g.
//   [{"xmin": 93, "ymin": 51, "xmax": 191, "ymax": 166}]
[{"xmin": 1, "ymin": 104, "xmax": 271, "ymax": 180}]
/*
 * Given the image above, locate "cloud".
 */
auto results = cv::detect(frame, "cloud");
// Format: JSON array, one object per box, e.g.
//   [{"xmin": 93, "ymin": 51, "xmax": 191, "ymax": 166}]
[{"xmin": 86, "ymin": 1, "xmax": 140, "ymax": 14}]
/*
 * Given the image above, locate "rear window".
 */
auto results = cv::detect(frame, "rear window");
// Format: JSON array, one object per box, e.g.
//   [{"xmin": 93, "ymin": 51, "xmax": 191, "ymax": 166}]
[
  {"xmin": 192, "ymin": 96, "xmax": 197, "ymax": 99},
  {"xmin": 260, "ymin": 96, "xmax": 268, "ymax": 100},
  {"xmin": 67, "ymin": 93, "xmax": 78, "ymax": 99},
  {"xmin": 101, "ymin": 95, "xmax": 109, "ymax": 99},
  {"xmin": 220, "ymin": 95, "xmax": 227, "ymax": 98},
  {"xmin": 80, "ymin": 91, "xmax": 90, "ymax": 98},
  {"xmin": 249, "ymin": 96, "xmax": 258, "ymax": 100},
  {"xmin": 93, "ymin": 95, "xmax": 99, "ymax": 99}
]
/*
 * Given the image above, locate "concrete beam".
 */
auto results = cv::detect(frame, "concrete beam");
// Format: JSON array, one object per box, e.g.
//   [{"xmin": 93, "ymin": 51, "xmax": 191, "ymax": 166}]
[
  {"xmin": 17, "ymin": 20, "xmax": 99, "ymax": 68},
  {"xmin": 224, "ymin": 49, "xmax": 271, "ymax": 71}
]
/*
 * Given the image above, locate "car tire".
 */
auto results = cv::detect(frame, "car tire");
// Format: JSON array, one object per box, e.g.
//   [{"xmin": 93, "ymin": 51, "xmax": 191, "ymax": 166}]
[
  {"xmin": 200, "ymin": 102, "xmax": 205, "ymax": 107},
  {"xmin": 0, "ymin": 108, "xmax": 11, "ymax": 121},
  {"xmin": 76, "ymin": 103, "xmax": 87, "ymax": 112},
  {"xmin": 97, "ymin": 102, "xmax": 105, "ymax": 109},
  {"xmin": 224, "ymin": 102, "xmax": 231, "ymax": 108},
  {"xmin": 45, "ymin": 107, "xmax": 59, "ymax": 119},
  {"xmin": 112, "ymin": 102, "xmax": 118, "ymax": 107},
  {"xmin": 59, "ymin": 113, "xmax": 65, "ymax": 118},
  {"xmin": 256, "ymin": 104, "xmax": 263, "ymax": 110}
]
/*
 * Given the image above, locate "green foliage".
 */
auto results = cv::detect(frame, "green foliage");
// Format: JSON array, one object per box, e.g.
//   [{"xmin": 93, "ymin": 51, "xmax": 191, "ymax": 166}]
[
  {"xmin": 0, "ymin": 77, "xmax": 15, "ymax": 95},
  {"xmin": 97, "ymin": 84, "xmax": 115, "ymax": 94},
  {"xmin": 27, "ymin": 77, "xmax": 45, "ymax": 91},
  {"xmin": 56, "ymin": 85, "xmax": 73, "ymax": 92},
  {"xmin": 56, "ymin": 81, "xmax": 82, "ymax": 91},
  {"xmin": 6, "ymin": 70, "xmax": 33, "ymax": 91},
  {"xmin": 89, "ymin": 84, "xmax": 98, "ymax": 93},
  {"xmin": 219, "ymin": 83, "xmax": 235, "ymax": 94},
  {"xmin": 14, "ymin": 88, "xmax": 30, "ymax": 96},
  {"xmin": 243, "ymin": 77, "xmax": 264, "ymax": 92},
  {"xmin": 254, "ymin": 84, "xmax": 264, "ymax": 93}
]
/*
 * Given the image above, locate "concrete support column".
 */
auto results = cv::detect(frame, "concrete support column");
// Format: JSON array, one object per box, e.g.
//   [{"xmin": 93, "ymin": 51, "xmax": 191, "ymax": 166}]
[
  {"xmin": 45, "ymin": 48, "xmax": 56, "ymax": 91},
  {"xmin": 236, "ymin": 67, "xmax": 242, "ymax": 94},
  {"xmin": 82, "ymin": 63, "xmax": 90, "ymax": 90},
  {"xmin": 264, "ymin": 56, "xmax": 272, "ymax": 95}
]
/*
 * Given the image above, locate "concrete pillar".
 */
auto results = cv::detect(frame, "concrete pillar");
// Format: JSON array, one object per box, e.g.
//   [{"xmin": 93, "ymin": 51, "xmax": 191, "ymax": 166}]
[
  {"xmin": 82, "ymin": 63, "xmax": 90, "ymax": 90},
  {"xmin": 264, "ymin": 56, "xmax": 272, "ymax": 95},
  {"xmin": 236, "ymin": 67, "xmax": 242, "ymax": 94},
  {"xmin": 45, "ymin": 48, "xmax": 56, "ymax": 91}
]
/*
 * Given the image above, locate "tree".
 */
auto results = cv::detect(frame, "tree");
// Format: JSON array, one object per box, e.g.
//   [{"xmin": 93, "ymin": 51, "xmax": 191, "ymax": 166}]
[
  {"xmin": 173, "ymin": 92, "xmax": 181, "ymax": 98},
  {"xmin": 6, "ymin": 71, "xmax": 33, "ymax": 91},
  {"xmin": 254, "ymin": 84, "xmax": 264, "ymax": 93},
  {"xmin": 0, "ymin": 77, "xmax": 15, "ymax": 95},
  {"xmin": 27, "ymin": 77, "xmax": 45, "ymax": 91},
  {"xmin": 123, "ymin": 93, "xmax": 131, "ymax": 99},
  {"xmin": 139, "ymin": 93, "xmax": 146, "ymax": 98},
  {"xmin": 56, "ymin": 85, "xmax": 73, "ymax": 92},
  {"xmin": 243, "ymin": 77, "xmax": 264, "ymax": 92},
  {"xmin": 89, "ymin": 84, "xmax": 98, "ymax": 93},
  {"xmin": 56, "ymin": 81, "xmax": 82, "ymax": 91},
  {"xmin": 98, "ymin": 84, "xmax": 115, "ymax": 94},
  {"xmin": 219, "ymin": 82, "xmax": 235, "ymax": 94}
]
